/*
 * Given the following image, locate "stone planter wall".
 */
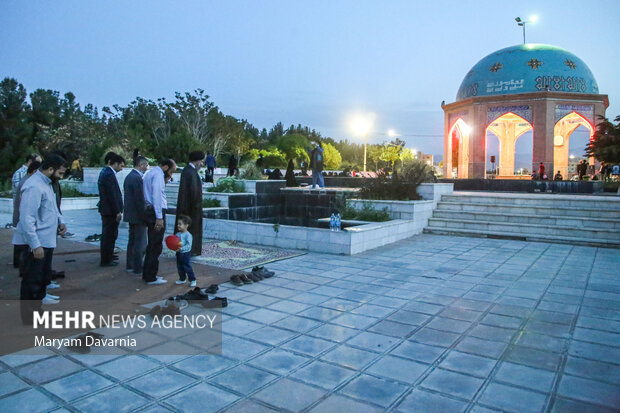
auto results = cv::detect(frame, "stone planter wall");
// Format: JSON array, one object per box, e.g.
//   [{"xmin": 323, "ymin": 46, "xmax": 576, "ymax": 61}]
[{"xmin": 0, "ymin": 197, "xmax": 99, "ymax": 214}]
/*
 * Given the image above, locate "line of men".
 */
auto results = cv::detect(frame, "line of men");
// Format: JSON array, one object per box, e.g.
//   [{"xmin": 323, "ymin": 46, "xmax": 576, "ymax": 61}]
[
  {"xmin": 97, "ymin": 151, "xmax": 206, "ymax": 285},
  {"xmin": 12, "ymin": 150, "xmax": 206, "ymax": 314}
]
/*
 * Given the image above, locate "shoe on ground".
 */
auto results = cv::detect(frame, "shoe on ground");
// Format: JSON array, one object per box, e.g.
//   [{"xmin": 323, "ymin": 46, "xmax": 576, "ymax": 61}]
[
  {"xmin": 190, "ymin": 280, "xmax": 197, "ymax": 287},
  {"xmin": 204, "ymin": 284, "xmax": 219, "ymax": 294},
  {"xmin": 45, "ymin": 293, "xmax": 59, "ymax": 300},
  {"xmin": 252, "ymin": 267, "xmax": 274, "ymax": 278},
  {"xmin": 126, "ymin": 268, "xmax": 135, "ymax": 273},
  {"xmin": 247, "ymin": 273, "xmax": 261, "ymax": 282},
  {"xmin": 42, "ymin": 296, "xmax": 59, "ymax": 305},
  {"xmin": 176, "ymin": 279, "xmax": 187, "ymax": 285},
  {"xmin": 47, "ymin": 281, "xmax": 60, "ymax": 290},
  {"xmin": 202, "ymin": 297, "xmax": 228, "ymax": 309},
  {"xmin": 230, "ymin": 275, "xmax": 243, "ymax": 286},
  {"xmin": 100, "ymin": 261, "xmax": 119, "ymax": 267},
  {"xmin": 147, "ymin": 278, "xmax": 168, "ymax": 285},
  {"xmin": 62, "ymin": 232, "xmax": 75, "ymax": 238},
  {"xmin": 240, "ymin": 274, "xmax": 253, "ymax": 284}
]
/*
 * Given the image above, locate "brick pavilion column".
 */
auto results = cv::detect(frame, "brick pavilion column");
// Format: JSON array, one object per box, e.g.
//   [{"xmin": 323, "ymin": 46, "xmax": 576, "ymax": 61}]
[
  {"xmin": 443, "ymin": 112, "xmax": 451, "ymax": 178},
  {"xmin": 531, "ymin": 100, "xmax": 555, "ymax": 177},
  {"xmin": 469, "ymin": 104, "xmax": 487, "ymax": 178}
]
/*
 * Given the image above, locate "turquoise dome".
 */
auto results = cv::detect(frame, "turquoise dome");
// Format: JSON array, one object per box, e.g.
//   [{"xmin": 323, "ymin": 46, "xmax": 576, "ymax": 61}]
[{"xmin": 456, "ymin": 44, "xmax": 599, "ymax": 101}]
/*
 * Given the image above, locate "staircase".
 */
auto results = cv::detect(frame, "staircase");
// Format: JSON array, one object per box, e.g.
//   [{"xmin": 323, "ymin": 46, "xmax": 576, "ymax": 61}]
[{"xmin": 424, "ymin": 192, "xmax": 620, "ymax": 248}]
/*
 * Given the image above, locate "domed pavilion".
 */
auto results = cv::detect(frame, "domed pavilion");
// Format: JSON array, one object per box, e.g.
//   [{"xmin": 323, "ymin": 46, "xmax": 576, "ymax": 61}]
[{"xmin": 442, "ymin": 44, "xmax": 608, "ymax": 179}]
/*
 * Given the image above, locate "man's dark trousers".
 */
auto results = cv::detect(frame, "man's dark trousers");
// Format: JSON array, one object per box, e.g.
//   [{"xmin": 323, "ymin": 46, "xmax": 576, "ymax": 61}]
[
  {"xmin": 142, "ymin": 210, "xmax": 165, "ymax": 282},
  {"xmin": 100, "ymin": 214, "xmax": 119, "ymax": 265},
  {"xmin": 127, "ymin": 224, "xmax": 147, "ymax": 273},
  {"xmin": 20, "ymin": 248, "xmax": 53, "ymax": 300}
]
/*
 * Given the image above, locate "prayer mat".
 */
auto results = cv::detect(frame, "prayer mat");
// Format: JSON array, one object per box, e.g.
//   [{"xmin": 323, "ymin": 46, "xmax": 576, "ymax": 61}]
[{"xmin": 162, "ymin": 240, "xmax": 305, "ymax": 270}]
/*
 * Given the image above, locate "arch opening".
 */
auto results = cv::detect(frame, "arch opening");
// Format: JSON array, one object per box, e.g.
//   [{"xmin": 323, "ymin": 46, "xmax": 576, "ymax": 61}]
[
  {"xmin": 553, "ymin": 111, "xmax": 594, "ymax": 180},
  {"xmin": 485, "ymin": 112, "xmax": 533, "ymax": 178},
  {"xmin": 447, "ymin": 119, "xmax": 471, "ymax": 179}
]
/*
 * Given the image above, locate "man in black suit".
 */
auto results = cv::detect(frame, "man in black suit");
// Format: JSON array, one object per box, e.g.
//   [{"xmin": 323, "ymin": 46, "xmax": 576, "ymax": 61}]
[
  {"xmin": 98, "ymin": 153, "xmax": 125, "ymax": 267},
  {"xmin": 124, "ymin": 156, "xmax": 149, "ymax": 274},
  {"xmin": 175, "ymin": 151, "xmax": 205, "ymax": 256}
]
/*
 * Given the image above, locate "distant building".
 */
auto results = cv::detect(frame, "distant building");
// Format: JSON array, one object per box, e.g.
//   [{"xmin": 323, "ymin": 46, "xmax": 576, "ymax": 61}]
[
  {"xmin": 442, "ymin": 44, "xmax": 608, "ymax": 179},
  {"xmin": 417, "ymin": 152, "xmax": 434, "ymax": 166}
]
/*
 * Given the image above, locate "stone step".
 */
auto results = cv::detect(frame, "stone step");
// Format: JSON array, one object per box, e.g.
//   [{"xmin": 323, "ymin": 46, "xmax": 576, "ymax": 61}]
[
  {"xmin": 442, "ymin": 193, "xmax": 620, "ymax": 210},
  {"xmin": 427, "ymin": 218, "xmax": 620, "ymax": 241},
  {"xmin": 436, "ymin": 201, "xmax": 620, "ymax": 219},
  {"xmin": 433, "ymin": 210, "xmax": 620, "ymax": 229},
  {"xmin": 423, "ymin": 227, "xmax": 620, "ymax": 249}
]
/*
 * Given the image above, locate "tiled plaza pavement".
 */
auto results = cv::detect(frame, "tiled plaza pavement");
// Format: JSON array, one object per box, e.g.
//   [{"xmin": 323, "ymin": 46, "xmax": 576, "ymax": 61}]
[{"xmin": 1, "ymin": 210, "xmax": 619, "ymax": 412}]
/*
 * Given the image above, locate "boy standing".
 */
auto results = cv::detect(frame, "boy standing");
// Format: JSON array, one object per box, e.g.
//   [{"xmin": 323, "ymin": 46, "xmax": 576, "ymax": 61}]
[{"xmin": 175, "ymin": 215, "xmax": 197, "ymax": 287}]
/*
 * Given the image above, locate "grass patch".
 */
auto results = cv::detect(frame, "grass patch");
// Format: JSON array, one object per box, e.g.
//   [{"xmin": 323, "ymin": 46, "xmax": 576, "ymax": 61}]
[
  {"xmin": 206, "ymin": 177, "xmax": 245, "ymax": 193},
  {"xmin": 60, "ymin": 184, "xmax": 92, "ymax": 197},
  {"xmin": 202, "ymin": 198, "xmax": 221, "ymax": 208},
  {"xmin": 341, "ymin": 202, "xmax": 390, "ymax": 222}
]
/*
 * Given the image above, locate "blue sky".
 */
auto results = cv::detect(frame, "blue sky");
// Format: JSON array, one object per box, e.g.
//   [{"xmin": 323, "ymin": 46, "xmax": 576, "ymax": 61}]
[{"xmin": 1, "ymin": 0, "xmax": 618, "ymax": 155}]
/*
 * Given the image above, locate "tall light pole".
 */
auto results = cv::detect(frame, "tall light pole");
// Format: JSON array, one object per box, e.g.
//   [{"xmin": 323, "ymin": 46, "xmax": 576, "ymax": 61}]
[
  {"xmin": 515, "ymin": 16, "xmax": 537, "ymax": 44},
  {"xmin": 350, "ymin": 115, "xmax": 373, "ymax": 172}
]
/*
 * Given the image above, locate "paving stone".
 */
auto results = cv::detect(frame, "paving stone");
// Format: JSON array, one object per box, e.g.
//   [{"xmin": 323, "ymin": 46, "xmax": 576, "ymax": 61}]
[
  {"xmin": 96, "ymin": 355, "xmax": 160, "ymax": 381},
  {"xmin": 220, "ymin": 338, "xmax": 270, "ymax": 361},
  {"xmin": 494, "ymin": 362, "xmax": 556, "ymax": 392},
  {"xmin": 209, "ymin": 364, "xmax": 277, "ymax": 394},
  {"xmin": 558, "ymin": 375, "xmax": 620, "ymax": 409},
  {"xmin": 339, "ymin": 374, "xmax": 408, "ymax": 407},
  {"xmin": 127, "ymin": 368, "xmax": 196, "ymax": 398},
  {"xmin": 396, "ymin": 388, "xmax": 468, "ymax": 413},
  {"xmin": 568, "ymin": 340, "xmax": 620, "ymax": 364},
  {"xmin": 346, "ymin": 331, "xmax": 400, "ymax": 352},
  {"xmin": 321, "ymin": 345, "xmax": 380, "ymax": 369},
  {"xmin": 564, "ymin": 356, "xmax": 620, "ymax": 384},
  {"xmin": 351, "ymin": 304, "xmax": 395, "ymax": 318},
  {"xmin": 390, "ymin": 340, "xmax": 445, "ymax": 364},
  {"xmin": 245, "ymin": 326, "xmax": 298, "ymax": 346},
  {"xmin": 15, "ymin": 356, "xmax": 83, "ymax": 384},
  {"xmin": 223, "ymin": 399, "xmax": 280, "ymax": 413},
  {"xmin": 426, "ymin": 317, "xmax": 472, "ymax": 334},
  {"xmin": 273, "ymin": 315, "xmax": 321, "ymax": 332},
  {"xmin": 306, "ymin": 323, "xmax": 359, "ymax": 343},
  {"xmin": 291, "ymin": 360, "xmax": 355, "ymax": 389},
  {"xmin": 73, "ymin": 386, "xmax": 150, "ymax": 413},
  {"xmin": 421, "ymin": 368, "xmax": 484, "ymax": 400},
  {"xmin": 281, "ymin": 335, "xmax": 336, "ymax": 356},
  {"xmin": 253, "ymin": 378, "xmax": 326, "ymax": 411},
  {"xmin": 455, "ymin": 337, "xmax": 507, "ymax": 358},
  {"xmin": 0, "ymin": 388, "xmax": 58, "ymax": 413},
  {"xmin": 0, "ymin": 371, "xmax": 29, "ymax": 398},
  {"xmin": 386, "ymin": 309, "xmax": 430, "ymax": 325},
  {"xmin": 331, "ymin": 313, "xmax": 378, "ymax": 329},
  {"xmin": 479, "ymin": 382, "xmax": 547, "ymax": 413},
  {"xmin": 439, "ymin": 351, "xmax": 497, "ymax": 378},
  {"xmin": 266, "ymin": 300, "xmax": 311, "ymax": 314},
  {"xmin": 367, "ymin": 320, "xmax": 417, "ymax": 338},
  {"xmin": 163, "ymin": 382, "xmax": 239, "ymax": 413},
  {"xmin": 366, "ymin": 355, "xmax": 428, "ymax": 383},
  {"xmin": 248, "ymin": 349, "xmax": 310, "ymax": 375},
  {"xmin": 504, "ymin": 346, "xmax": 561, "ymax": 371},
  {"xmin": 551, "ymin": 397, "xmax": 617, "ymax": 413},
  {"xmin": 43, "ymin": 370, "xmax": 114, "ymax": 402},
  {"xmin": 469, "ymin": 324, "xmax": 515, "ymax": 343},
  {"xmin": 410, "ymin": 327, "xmax": 460, "ymax": 347},
  {"xmin": 515, "ymin": 332, "xmax": 567, "ymax": 353},
  {"xmin": 172, "ymin": 355, "xmax": 236, "ymax": 378},
  {"xmin": 308, "ymin": 394, "xmax": 383, "ymax": 413}
]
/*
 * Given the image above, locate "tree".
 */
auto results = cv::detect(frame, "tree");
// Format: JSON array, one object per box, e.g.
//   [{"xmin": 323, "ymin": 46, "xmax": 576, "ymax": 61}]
[
  {"xmin": 586, "ymin": 116, "xmax": 620, "ymax": 164},
  {"xmin": 276, "ymin": 133, "xmax": 309, "ymax": 161},
  {"xmin": 0, "ymin": 78, "xmax": 34, "ymax": 179},
  {"xmin": 380, "ymin": 144, "xmax": 402, "ymax": 172},
  {"xmin": 323, "ymin": 142, "xmax": 342, "ymax": 170},
  {"xmin": 399, "ymin": 148, "xmax": 415, "ymax": 168}
]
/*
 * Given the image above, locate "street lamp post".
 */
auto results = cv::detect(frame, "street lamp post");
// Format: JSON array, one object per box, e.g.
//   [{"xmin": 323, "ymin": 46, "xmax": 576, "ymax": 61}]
[
  {"xmin": 363, "ymin": 133, "xmax": 368, "ymax": 172},
  {"xmin": 350, "ymin": 115, "xmax": 373, "ymax": 172},
  {"xmin": 515, "ymin": 16, "xmax": 537, "ymax": 44}
]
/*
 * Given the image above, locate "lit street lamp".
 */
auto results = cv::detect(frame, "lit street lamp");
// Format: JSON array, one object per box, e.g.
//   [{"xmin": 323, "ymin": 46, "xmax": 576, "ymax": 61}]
[
  {"xmin": 515, "ymin": 15, "xmax": 537, "ymax": 44},
  {"xmin": 350, "ymin": 115, "xmax": 373, "ymax": 172}
]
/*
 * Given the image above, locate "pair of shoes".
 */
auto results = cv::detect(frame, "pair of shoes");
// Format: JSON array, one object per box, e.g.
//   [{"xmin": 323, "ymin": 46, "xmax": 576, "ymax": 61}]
[
  {"xmin": 51, "ymin": 270, "xmax": 65, "ymax": 280},
  {"xmin": 248, "ymin": 272, "xmax": 262, "ymax": 282},
  {"xmin": 100, "ymin": 261, "xmax": 118, "ymax": 267},
  {"xmin": 85, "ymin": 233, "xmax": 101, "ymax": 242},
  {"xmin": 252, "ymin": 266, "xmax": 275, "ymax": 278},
  {"xmin": 45, "ymin": 293, "xmax": 59, "ymax": 300},
  {"xmin": 61, "ymin": 232, "xmax": 75, "ymax": 238},
  {"xmin": 146, "ymin": 276, "xmax": 167, "ymax": 285},
  {"xmin": 67, "ymin": 332, "xmax": 104, "ymax": 354},
  {"xmin": 176, "ymin": 279, "xmax": 187, "ymax": 285},
  {"xmin": 171, "ymin": 287, "xmax": 209, "ymax": 301},
  {"xmin": 149, "ymin": 303, "xmax": 181, "ymax": 318},
  {"xmin": 230, "ymin": 274, "xmax": 252, "ymax": 286},
  {"xmin": 42, "ymin": 296, "xmax": 59, "ymax": 305},
  {"xmin": 47, "ymin": 281, "xmax": 60, "ymax": 290},
  {"xmin": 202, "ymin": 297, "xmax": 228, "ymax": 308},
  {"xmin": 204, "ymin": 284, "xmax": 219, "ymax": 294}
]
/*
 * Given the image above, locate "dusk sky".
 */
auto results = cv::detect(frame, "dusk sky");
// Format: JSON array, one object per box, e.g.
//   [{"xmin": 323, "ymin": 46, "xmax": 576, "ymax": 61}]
[{"xmin": 2, "ymin": 0, "xmax": 619, "ymax": 156}]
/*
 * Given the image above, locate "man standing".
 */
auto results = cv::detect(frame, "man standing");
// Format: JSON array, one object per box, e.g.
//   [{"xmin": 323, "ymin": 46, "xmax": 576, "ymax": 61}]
[
  {"xmin": 310, "ymin": 142, "xmax": 325, "ymax": 189},
  {"xmin": 14, "ymin": 155, "xmax": 68, "ymax": 313},
  {"xmin": 143, "ymin": 158, "xmax": 177, "ymax": 285},
  {"xmin": 175, "ymin": 151, "xmax": 205, "ymax": 256},
  {"xmin": 98, "ymin": 154, "xmax": 125, "ymax": 267},
  {"xmin": 11, "ymin": 154, "xmax": 42, "ymax": 267},
  {"xmin": 205, "ymin": 152, "xmax": 216, "ymax": 181},
  {"xmin": 124, "ymin": 156, "xmax": 149, "ymax": 275}
]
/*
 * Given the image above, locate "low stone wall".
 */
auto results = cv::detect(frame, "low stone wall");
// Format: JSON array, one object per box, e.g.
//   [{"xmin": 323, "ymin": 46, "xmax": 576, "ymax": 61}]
[
  {"xmin": 0, "ymin": 197, "xmax": 99, "ymax": 214},
  {"xmin": 440, "ymin": 178, "xmax": 604, "ymax": 193},
  {"xmin": 203, "ymin": 218, "xmax": 417, "ymax": 255}
]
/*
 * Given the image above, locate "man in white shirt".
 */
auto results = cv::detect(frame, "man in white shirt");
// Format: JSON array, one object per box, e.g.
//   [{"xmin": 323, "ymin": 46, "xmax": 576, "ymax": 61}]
[
  {"xmin": 142, "ymin": 158, "xmax": 176, "ymax": 284},
  {"xmin": 14, "ymin": 155, "xmax": 68, "ymax": 323}
]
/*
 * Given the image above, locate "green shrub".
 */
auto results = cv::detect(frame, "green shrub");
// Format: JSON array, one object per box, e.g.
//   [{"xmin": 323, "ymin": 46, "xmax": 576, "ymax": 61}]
[
  {"xmin": 201, "ymin": 198, "xmax": 221, "ymax": 208},
  {"xmin": 341, "ymin": 202, "xmax": 390, "ymax": 222},
  {"xmin": 240, "ymin": 161, "xmax": 264, "ymax": 180},
  {"xmin": 359, "ymin": 159, "xmax": 435, "ymax": 201},
  {"xmin": 207, "ymin": 176, "xmax": 245, "ymax": 193},
  {"xmin": 60, "ymin": 184, "xmax": 91, "ymax": 197}
]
